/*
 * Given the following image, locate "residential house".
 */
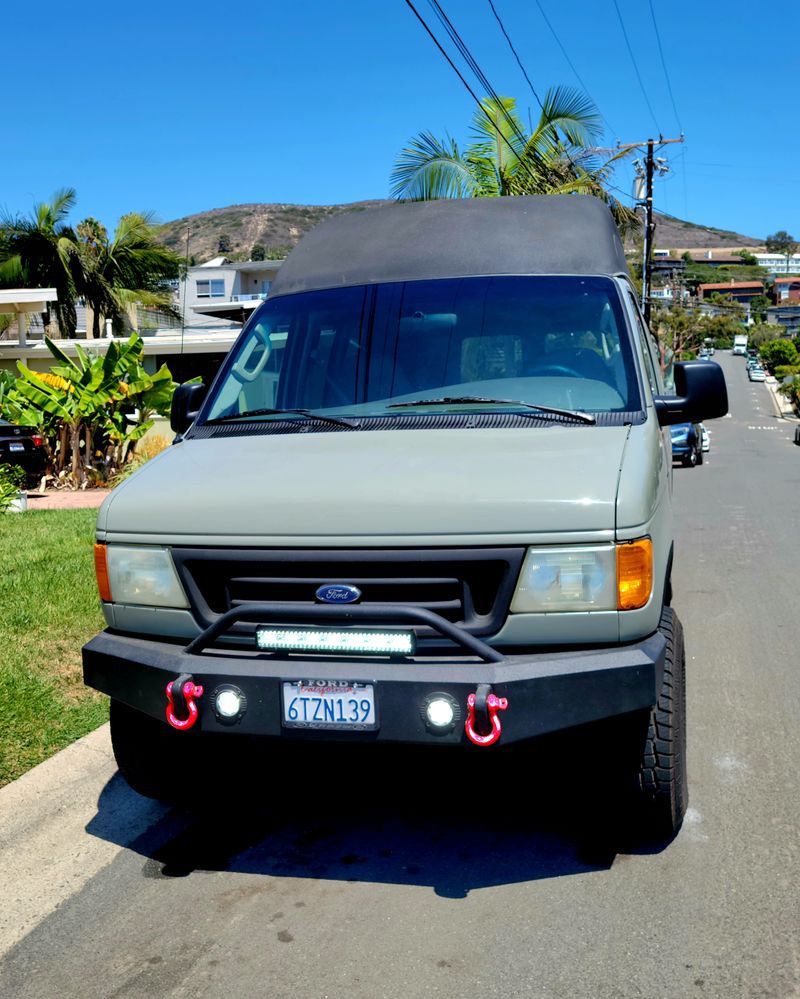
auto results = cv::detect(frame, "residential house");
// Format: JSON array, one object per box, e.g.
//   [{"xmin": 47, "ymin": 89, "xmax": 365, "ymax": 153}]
[
  {"xmin": 753, "ymin": 252, "xmax": 800, "ymax": 276},
  {"xmin": 766, "ymin": 305, "xmax": 800, "ymax": 335},
  {"xmin": 774, "ymin": 277, "xmax": 800, "ymax": 302},
  {"xmin": 697, "ymin": 281, "xmax": 764, "ymax": 303},
  {"xmin": 177, "ymin": 257, "xmax": 283, "ymax": 334}
]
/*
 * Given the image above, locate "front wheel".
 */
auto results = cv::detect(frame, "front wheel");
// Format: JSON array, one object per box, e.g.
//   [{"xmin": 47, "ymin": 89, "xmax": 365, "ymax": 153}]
[
  {"xmin": 683, "ymin": 447, "xmax": 698, "ymax": 467},
  {"xmin": 596, "ymin": 608, "xmax": 687, "ymax": 848},
  {"xmin": 110, "ymin": 699, "xmax": 211, "ymax": 802},
  {"xmin": 627, "ymin": 607, "xmax": 688, "ymax": 843}
]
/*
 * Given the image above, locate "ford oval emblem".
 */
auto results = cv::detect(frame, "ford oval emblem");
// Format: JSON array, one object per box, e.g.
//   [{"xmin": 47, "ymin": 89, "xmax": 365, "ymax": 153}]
[{"xmin": 316, "ymin": 584, "xmax": 362, "ymax": 604}]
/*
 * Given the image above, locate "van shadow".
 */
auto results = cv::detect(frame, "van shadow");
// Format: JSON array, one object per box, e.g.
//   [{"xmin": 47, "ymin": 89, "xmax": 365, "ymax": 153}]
[{"xmin": 86, "ymin": 738, "xmax": 628, "ymax": 898}]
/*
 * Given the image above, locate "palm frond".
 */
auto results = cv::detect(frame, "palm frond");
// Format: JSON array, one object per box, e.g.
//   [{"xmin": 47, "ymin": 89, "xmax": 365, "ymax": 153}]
[{"xmin": 390, "ymin": 132, "xmax": 477, "ymax": 200}]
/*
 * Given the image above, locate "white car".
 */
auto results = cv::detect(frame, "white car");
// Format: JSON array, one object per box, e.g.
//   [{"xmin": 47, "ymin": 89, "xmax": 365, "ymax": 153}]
[
  {"xmin": 700, "ymin": 425, "xmax": 710, "ymax": 452},
  {"xmin": 749, "ymin": 367, "xmax": 766, "ymax": 382}
]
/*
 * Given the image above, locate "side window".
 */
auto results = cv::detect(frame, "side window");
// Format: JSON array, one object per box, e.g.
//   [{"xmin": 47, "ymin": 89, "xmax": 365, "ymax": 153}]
[{"xmin": 626, "ymin": 293, "xmax": 663, "ymax": 395}]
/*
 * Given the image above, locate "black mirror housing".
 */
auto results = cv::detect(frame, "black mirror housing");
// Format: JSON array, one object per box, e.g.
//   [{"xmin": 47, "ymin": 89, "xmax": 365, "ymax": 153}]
[
  {"xmin": 654, "ymin": 361, "xmax": 728, "ymax": 426},
  {"xmin": 170, "ymin": 382, "xmax": 208, "ymax": 434}
]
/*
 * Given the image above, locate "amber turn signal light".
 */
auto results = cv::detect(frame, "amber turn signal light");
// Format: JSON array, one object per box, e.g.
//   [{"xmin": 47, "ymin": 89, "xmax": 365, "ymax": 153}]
[
  {"xmin": 94, "ymin": 543, "xmax": 112, "ymax": 602},
  {"xmin": 617, "ymin": 538, "xmax": 653, "ymax": 610}
]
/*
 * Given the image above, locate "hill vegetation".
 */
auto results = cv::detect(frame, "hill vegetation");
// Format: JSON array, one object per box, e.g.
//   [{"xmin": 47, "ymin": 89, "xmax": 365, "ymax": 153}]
[
  {"xmin": 157, "ymin": 200, "xmax": 391, "ymax": 264},
  {"xmin": 157, "ymin": 200, "xmax": 763, "ymax": 265}
]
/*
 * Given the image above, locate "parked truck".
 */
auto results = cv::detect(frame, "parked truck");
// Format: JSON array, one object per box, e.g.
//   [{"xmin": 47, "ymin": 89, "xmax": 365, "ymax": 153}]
[{"xmin": 83, "ymin": 196, "xmax": 728, "ymax": 844}]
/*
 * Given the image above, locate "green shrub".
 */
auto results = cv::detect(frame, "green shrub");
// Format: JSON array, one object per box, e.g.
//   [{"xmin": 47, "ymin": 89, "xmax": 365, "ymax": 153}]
[{"xmin": 0, "ymin": 464, "xmax": 26, "ymax": 513}]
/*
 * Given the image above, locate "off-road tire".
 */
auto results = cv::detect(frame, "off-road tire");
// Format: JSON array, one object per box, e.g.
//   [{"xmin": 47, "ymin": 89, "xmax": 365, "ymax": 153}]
[
  {"xmin": 110, "ymin": 699, "xmax": 210, "ymax": 802},
  {"xmin": 683, "ymin": 447, "xmax": 698, "ymax": 467},
  {"xmin": 632, "ymin": 606, "xmax": 688, "ymax": 842}
]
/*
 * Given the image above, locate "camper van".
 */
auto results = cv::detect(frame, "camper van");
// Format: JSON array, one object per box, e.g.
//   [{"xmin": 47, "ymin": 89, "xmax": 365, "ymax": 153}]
[{"xmin": 83, "ymin": 196, "xmax": 728, "ymax": 843}]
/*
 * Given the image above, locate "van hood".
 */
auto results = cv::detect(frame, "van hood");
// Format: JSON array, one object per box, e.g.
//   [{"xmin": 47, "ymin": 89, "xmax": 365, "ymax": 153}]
[{"xmin": 101, "ymin": 426, "xmax": 630, "ymax": 542}]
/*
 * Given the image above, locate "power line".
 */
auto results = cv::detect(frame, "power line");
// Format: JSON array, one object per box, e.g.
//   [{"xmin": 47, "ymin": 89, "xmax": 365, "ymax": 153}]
[
  {"xmin": 645, "ymin": 0, "xmax": 687, "ymax": 220},
  {"xmin": 485, "ymin": 0, "xmax": 546, "ymax": 113},
  {"xmin": 402, "ymin": 0, "xmax": 545, "ymax": 192},
  {"xmin": 402, "ymin": 1, "xmax": 490, "ymax": 120},
  {"xmin": 426, "ymin": 1, "xmax": 534, "ymax": 159},
  {"xmin": 647, "ymin": 0, "xmax": 682, "ymax": 134},
  {"xmin": 531, "ymin": 0, "xmax": 620, "ymax": 143},
  {"xmin": 612, "ymin": 0, "xmax": 661, "ymax": 134}
]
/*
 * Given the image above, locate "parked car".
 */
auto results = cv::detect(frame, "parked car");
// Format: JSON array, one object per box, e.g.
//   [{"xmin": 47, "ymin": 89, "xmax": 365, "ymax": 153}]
[
  {"xmin": 0, "ymin": 419, "xmax": 47, "ymax": 487},
  {"xmin": 83, "ymin": 195, "xmax": 728, "ymax": 845},
  {"xmin": 749, "ymin": 367, "xmax": 766, "ymax": 382},
  {"xmin": 700, "ymin": 424, "xmax": 710, "ymax": 452},
  {"xmin": 670, "ymin": 422, "xmax": 703, "ymax": 466}
]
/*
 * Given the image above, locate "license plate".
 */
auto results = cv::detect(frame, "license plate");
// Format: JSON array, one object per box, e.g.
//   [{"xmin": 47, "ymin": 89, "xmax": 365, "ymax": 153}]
[
  {"xmin": 8, "ymin": 443, "xmax": 24, "ymax": 452},
  {"xmin": 282, "ymin": 680, "xmax": 378, "ymax": 731}
]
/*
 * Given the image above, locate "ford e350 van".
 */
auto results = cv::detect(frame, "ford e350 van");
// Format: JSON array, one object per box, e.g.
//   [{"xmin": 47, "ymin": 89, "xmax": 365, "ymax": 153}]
[{"xmin": 83, "ymin": 196, "xmax": 727, "ymax": 843}]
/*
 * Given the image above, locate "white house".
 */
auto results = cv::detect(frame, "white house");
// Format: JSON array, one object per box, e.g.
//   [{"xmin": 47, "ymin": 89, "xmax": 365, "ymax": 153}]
[
  {"xmin": 177, "ymin": 257, "xmax": 283, "ymax": 333},
  {"xmin": 752, "ymin": 252, "xmax": 800, "ymax": 275}
]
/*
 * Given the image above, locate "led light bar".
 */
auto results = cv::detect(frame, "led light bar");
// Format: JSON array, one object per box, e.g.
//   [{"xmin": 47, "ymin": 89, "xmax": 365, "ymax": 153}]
[{"xmin": 255, "ymin": 627, "xmax": 416, "ymax": 656}]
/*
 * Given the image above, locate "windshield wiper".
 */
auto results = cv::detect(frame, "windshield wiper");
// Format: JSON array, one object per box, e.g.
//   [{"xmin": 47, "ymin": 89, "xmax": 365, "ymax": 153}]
[
  {"xmin": 386, "ymin": 396, "xmax": 596, "ymax": 425},
  {"xmin": 205, "ymin": 408, "xmax": 361, "ymax": 429}
]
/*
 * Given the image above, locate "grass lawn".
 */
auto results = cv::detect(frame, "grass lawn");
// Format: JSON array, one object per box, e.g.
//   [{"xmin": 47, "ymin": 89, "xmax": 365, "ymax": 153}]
[{"xmin": 0, "ymin": 509, "xmax": 107, "ymax": 788}]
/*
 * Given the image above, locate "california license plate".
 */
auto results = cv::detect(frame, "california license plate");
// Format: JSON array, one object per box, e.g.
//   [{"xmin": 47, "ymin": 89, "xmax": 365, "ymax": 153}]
[
  {"xmin": 282, "ymin": 680, "xmax": 378, "ymax": 731},
  {"xmin": 8, "ymin": 443, "xmax": 24, "ymax": 452}
]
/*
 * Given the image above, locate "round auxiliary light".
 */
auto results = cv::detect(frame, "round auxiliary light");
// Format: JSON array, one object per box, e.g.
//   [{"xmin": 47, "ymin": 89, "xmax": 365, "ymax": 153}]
[
  {"xmin": 422, "ymin": 693, "xmax": 460, "ymax": 733},
  {"xmin": 213, "ymin": 685, "xmax": 247, "ymax": 722}
]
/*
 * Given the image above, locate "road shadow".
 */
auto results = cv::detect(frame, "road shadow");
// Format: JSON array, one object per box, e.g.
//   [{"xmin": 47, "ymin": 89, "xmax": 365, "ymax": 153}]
[{"xmin": 86, "ymin": 736, "xmax": 669, "ymax": 898}]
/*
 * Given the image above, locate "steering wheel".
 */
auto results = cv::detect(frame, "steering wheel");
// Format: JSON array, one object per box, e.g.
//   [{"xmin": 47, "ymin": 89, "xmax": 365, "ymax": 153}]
[
  {"xmin": 230, "ymin": 326, "xmax": 271, "ymax": 384},
  {"xmin": 528, "ymin": 363, "xmax": 583, "ymax": 378}
]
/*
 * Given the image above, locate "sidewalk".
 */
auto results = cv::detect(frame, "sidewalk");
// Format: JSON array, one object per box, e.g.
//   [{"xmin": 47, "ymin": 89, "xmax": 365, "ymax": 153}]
[
  {"xmin": 24, "ymin": 490, "xmax": 108, "ymax": 510},
  {"xmin": 765, "ymin": 374, "xmax": 799, "ymax": 422}
]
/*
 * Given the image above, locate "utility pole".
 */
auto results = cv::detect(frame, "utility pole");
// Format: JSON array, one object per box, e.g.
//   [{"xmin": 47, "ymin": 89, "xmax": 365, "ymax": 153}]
[
  {"xmin": 619, "ymin": 135, "xmax": 684, "ymax": 326},
  {"xmin": 180, "ymin": 225, "xmax": 190, "ymax": 355}
]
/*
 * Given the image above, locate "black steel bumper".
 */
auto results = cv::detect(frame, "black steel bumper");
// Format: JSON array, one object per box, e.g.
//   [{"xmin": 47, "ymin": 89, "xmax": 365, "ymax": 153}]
[{"xmin": 82, "ymin": 603, "xmax": 666, "ymax": 745}]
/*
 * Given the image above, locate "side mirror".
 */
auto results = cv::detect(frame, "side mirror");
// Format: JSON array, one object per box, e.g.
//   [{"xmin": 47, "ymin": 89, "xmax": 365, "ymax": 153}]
[
  {"xmin": 654, "ymin": 361, "xmax": 728, "ymax": 426},
  {"xmin": 170, "ymin": 382, "xmax": 208, "ymax": 434}
]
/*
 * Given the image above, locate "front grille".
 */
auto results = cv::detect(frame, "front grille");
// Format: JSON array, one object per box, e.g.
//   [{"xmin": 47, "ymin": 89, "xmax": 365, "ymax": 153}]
[{"xmin": 172, "ymin": 547, "xmax": 524, "ymax": 639}]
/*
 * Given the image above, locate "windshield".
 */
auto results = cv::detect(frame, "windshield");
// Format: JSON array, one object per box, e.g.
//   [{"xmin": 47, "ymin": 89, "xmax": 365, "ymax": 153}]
[{"xmin": 203, "ymin": 276, "xmax": 642, "ymax": 424}]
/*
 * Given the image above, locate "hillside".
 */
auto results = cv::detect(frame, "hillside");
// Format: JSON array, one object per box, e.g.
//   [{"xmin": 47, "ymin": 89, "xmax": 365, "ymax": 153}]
[
  {"xmin": 157, "ymin": 200, "xmax": 392, "ymax": 264},
  {"xmin": 157, "ymin": 200, "xmax": 762, "ymax": 264},
  {"xmin": 650, "ymin": 212, "xmax": 762, "ymax": 250}
]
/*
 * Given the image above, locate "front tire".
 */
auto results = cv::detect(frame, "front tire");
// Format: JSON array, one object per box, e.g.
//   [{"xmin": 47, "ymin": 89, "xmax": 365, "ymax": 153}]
[
  {"xmin": 630, "ymin": 607, "xmax": 688, "ymax": 842},
  {"xmin": 110, "ymin": 699, "xmax": 208, "ymax": 802},
  {"xmin": 683, "ymin": 447, "xmax": 698, "ymax": 467}
]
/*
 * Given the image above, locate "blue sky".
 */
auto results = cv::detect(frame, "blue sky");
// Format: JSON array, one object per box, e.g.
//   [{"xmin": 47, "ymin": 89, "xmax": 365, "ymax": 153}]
[{"xmin": 2, "ymin": 0, "xmax": 796, "ymax": 242}]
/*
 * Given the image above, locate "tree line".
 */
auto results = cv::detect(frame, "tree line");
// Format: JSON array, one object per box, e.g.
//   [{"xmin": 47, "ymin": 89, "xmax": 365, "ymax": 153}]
[{"xmin": 0, "ymin": 188, "xmax": 181, "ymax": 339}]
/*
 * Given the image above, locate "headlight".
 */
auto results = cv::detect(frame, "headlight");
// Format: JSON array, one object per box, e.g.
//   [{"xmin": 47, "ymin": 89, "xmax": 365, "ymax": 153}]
[
  {"xmin": 511, "ymin": 540, "xmax": 652, "ymax": 613},
  {"xmin": 511, "ymin": 545, "xmax": 616, "ymax": 612},
  {"xmin": 103, "ymin": 545, "xmax": 189, "ymax": 608}
]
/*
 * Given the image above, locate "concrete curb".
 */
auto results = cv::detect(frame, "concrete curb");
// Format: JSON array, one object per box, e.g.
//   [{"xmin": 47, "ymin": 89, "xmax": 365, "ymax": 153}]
[{"xmin": 0, "ymin": 725, "xmax": 119, "ymax": 955}]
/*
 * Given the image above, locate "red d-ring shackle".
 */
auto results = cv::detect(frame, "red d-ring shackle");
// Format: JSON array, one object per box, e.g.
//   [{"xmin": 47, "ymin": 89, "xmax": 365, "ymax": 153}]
[
  {"xmin": 465, "ymin": 689, "xmax": 508, "ymax": 747},
  {"xmin": 166, "ymin": 677, "xmax": 204, "ymax": 731}
]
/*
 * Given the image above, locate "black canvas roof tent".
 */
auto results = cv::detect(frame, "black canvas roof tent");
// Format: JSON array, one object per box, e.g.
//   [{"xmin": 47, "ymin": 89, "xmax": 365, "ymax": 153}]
[{"xmin": 268, "ymin": 195, "xmax": 629, "ymax": 298}]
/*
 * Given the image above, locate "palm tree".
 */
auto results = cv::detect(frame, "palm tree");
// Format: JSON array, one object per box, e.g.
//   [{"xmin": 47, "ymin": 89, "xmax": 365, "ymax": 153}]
[
  {"xmin": 78, "ymin": 213, "xmax": 181, "ymax": 338},
  {"xmin": 0, "ymin": 188, "xmax": 84, "ymax": 336},
  {"xmin": 390, "ymin": 91, "xmax": 638, "ymax": 233}
]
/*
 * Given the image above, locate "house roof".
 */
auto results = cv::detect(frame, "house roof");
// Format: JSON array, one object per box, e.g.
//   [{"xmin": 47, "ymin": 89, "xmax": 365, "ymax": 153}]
[
  {"xmin": 269, "ymin": 196, "xmax": 628, "ymax": 298},
  {"xmin": 698, "ymin": 281, "xmax": 764, "ymax": 292},
  {"xmin": 0, "ymin": 288, "xmax": 58, "ymax": 313},
  {"xmin": 775, "ymin": 277, "xmax": 800, "ymax": 285}
]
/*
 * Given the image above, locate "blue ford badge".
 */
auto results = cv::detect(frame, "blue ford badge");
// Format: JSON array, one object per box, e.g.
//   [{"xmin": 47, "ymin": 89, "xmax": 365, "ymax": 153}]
[{"xmin": 316, "ymin": 584, "xmax": 362, "ymax": 604}]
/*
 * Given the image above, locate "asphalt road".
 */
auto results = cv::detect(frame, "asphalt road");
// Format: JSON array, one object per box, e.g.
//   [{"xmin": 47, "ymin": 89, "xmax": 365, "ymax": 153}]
[{"xmin": 1, "ymin": 352, "xmax": 798, "ymax": 999}]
